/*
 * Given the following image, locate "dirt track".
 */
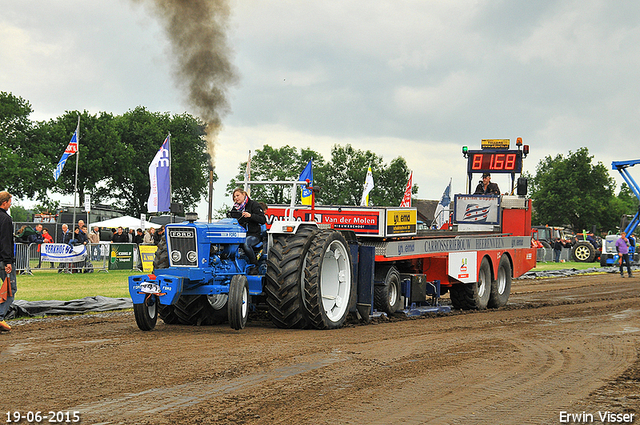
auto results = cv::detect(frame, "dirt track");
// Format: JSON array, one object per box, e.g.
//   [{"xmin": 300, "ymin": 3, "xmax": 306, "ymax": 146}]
[{"xmin": 2, "ymin": 273, "xmax": 640, "ymax": 424}]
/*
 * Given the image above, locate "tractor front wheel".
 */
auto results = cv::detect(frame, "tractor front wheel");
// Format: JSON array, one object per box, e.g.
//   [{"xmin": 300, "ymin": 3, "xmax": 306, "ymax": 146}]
[
  {"xmin": 133, "ymin": 295, "xmax": 158, "ymax": 331},
  {"xmin": 228, "ymin": 275, "xmax": 249, "ymax": 330}
]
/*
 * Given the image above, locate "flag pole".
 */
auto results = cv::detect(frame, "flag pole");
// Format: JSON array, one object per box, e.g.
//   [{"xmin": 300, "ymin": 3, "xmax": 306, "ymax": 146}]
[
  {"xmin": 72, "ymin": 115, "xmax": 80, "ymax": 229},
  {"xmin": 167, "ymin": 132, "xmax": 173, "ymax": 222},
  {"xmin": 244, "ymin": 150, "xmax": 251, "ymax": 195}
]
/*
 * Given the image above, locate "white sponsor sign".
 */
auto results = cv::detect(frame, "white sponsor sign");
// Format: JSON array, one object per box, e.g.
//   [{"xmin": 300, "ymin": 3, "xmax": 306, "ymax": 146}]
[
  {"xmin": 448, "ymin": 251, "xmax": 478, "ymax": 284},
  {"xmin": 41, "ymin": 244, "xmax": 87, "ymax": 263}
]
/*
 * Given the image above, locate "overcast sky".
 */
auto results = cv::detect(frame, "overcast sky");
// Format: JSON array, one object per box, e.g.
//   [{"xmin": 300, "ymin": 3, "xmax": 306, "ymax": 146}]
[{"xmin": 2, "ymin": 0, "xmax": 640, "ymax": 217}]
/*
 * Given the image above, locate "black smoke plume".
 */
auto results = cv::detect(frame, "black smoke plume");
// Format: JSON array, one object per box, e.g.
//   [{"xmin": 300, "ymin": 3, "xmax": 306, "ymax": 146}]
[{"xmin": 133, "ymin": 0, "xmax": 238, "ymax": 166}]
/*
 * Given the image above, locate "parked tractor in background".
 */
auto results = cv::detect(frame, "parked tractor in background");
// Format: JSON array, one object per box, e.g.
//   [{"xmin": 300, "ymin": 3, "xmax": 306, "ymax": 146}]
[{"xmin": 570, "ymin": 228, "xmax": 601, "ymax": 263}]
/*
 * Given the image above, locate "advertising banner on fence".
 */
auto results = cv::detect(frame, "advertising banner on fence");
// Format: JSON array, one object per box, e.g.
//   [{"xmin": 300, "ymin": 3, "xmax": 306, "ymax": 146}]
[
  {"xmin": 109, "ymin": 243, "xmax": 135, "ymax": 270},
  {"xmin": 40, "ymin": 244, "xmax": 87, "ymax": 263},
  {"xmin": 139, "ymin": 245, "xmax": 158, "ymax": 272}
]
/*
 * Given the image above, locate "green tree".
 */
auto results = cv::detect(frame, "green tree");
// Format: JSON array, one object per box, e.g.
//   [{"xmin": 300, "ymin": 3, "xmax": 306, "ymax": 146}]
[
  {"xmin": 611, "ymin": 183, "xmax": 640, "ymax": 234},
  {"xmin": 114, "ymin": 107, "xmax": 212, "ymax": 216},
  {"xmin": 0, "ymin": 92, "xmax": 52, "ymax": 199},
  {"xmin": 42, "ymin": 110, "xmax": 124, "ymax": 206},
  {"xmin": 318, "ymin": 144, "xmax": 416, "ymax": 206},
  {"xmin": 226, "ymin": 145, "xmax": 324, "ymax": 204},
  {"xmin": 8, "ymin": 204, "xmax": 31, "ymax": 222},
  {"xmin": 529, "ymin": 147, "xmax": 618, "ymax": 233}
]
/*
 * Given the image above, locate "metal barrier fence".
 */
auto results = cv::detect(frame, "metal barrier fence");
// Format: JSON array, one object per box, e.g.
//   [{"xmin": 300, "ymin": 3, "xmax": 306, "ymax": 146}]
[
  {"xmin": 536, "ymin": 247, "xmax": 572, "ymax": 263},
  {"xmin": 14, "ymin": 242, "xmax": 147, "ymax": 274}
]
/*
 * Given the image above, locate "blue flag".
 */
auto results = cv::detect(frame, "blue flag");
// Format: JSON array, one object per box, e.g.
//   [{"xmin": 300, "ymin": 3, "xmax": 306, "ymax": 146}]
[
  {"xmin": 53, "ymin": 126, "xmax": 79, "ymax": 181},
  {"xmin": 147, "ymin": 135, "xmax": 171, "ymax": 213},
  {"xmin": 299, "ymin": 160, "xmax": 313, "ymax": 205}
]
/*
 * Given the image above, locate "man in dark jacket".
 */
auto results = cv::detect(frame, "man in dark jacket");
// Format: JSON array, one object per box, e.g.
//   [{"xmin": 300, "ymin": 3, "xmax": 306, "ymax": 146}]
[
  {"xmin": 474, "ymin": 172, "xmax": 500, "ymax": 195},
  {"xmin": 229, "ymin": 188, "xmax": 266, "ymax": 265},
  {"xmin": 0, "ymin": 191, "xmax": 16, "ymax": 331},
  {"xmin": 111, "ymin": 226, "xmax": 129, "ymax": 243}
]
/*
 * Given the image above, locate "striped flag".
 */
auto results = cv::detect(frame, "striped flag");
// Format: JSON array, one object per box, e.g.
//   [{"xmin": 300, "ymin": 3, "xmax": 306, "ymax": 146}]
[
  {"xmin": 399, "ymin": 171, "xmax": 413, "ymax": 207},
  {"xmin": 299, "ymin": 159, "xmax": 313, "ymax": 205},
  {"xmin": 53, "ymin": 123, "xmax": 79, "ymax": 181},
  {"xmin": 433, "ymin": 178, "xmax": 452, "ymax": 228}
]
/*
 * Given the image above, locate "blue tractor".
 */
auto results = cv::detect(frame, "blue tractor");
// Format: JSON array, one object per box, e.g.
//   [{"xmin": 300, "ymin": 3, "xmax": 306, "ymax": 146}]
[
  {"xmin": 129, "ymin": 213, "xmax": 358, "ymax": 331},
  {"xmin": 600, "ymin": 160, "xmax": 640, "ymax": 267}
]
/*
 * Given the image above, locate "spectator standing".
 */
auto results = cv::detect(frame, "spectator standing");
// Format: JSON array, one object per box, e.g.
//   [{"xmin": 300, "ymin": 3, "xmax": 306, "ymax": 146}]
[
  {"xmin": 41, "ymin": 228, "xmax": 54, "ymax": 268},
  {"xmin": 29, "ymin": 224, "xmax": 45, "ymax": 268},
  {"xmin": 133, "ymin": 229, "xmax": 144, "ymax": 244},
  {"xmin": 42, "ymin": 228, "xmax": 53, "ymax": 244},
  {"xmin": 153, "ymin": 226, "xmax": 164, "ymax": 245},
  {"xmin": 88, "ymin": 226, "xmax": 100, "ymax": 261},
  {"xmin": 70, "ymin": 226, "xmax": 88, "ymax": 246},
  {"xmin": 59, "ymin": 224, "xmax": 72, "ymax": 244},
  {"xmin": 111, "ymin": 226, "xmax": 129, "ymax": 243},
  {"xmin": 0, "ymin": 191, "xmax": 16, "ymax": 331},
  {"xmin": 57, "ymin": 224, "xmax": 71, "ymax": 273},
  {"xmin": 531, "ymin": 236, "xmax": 543, "ymax": 249},
  {"xmin": 553, "ymin": 237, "xmax": 566, "ymax": 263},
  {"xmin": 616, "ymin": 231, "xmax": 633, "ymax": 278},
  {"xmin": 143, "ymin": 227, "xmax": 155, "ymax": 244}
]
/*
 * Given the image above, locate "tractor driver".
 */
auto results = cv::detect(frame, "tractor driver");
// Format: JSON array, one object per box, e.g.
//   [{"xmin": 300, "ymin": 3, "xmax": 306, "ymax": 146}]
[{"xmin": 229, "ymin": 188, "xmax": 266, "ymax": 266}]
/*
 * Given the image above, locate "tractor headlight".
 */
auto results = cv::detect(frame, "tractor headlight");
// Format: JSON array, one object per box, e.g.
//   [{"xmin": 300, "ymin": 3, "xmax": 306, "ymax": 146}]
[
  {"xmin": 171, "ymin": 250, "xmax": 182, "ymax": 262},
  {"xmin": 187, "ymin": 250, "xmax": 197, "ymax": 263}
]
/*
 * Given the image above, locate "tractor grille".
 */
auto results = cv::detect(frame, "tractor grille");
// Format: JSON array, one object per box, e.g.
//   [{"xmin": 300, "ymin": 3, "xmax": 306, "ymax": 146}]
[{"xmin": 167, "ymin": 226, "xmax": 198, "ymax": 267}]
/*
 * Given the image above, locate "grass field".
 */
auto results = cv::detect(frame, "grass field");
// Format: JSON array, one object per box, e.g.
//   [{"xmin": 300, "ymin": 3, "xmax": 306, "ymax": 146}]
[
  {"xmin": 9, "ymin": 261, "xmax": 603, "ymax": 302},
  {"xmin": 14, "ymin": 269, "xmax": 140, "ymax": 301},
  {"xmin": 529, "ymin": 261, "xmax": 603, "ymax": 271}
]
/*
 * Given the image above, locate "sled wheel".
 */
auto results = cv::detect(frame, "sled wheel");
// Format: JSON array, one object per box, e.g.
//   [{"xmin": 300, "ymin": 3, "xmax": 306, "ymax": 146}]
[
  {"xmin": 228, "ymin": 275, "xmax": 249, "ymax": 330},
  {"xmin": 133, "ymin": 294, "xmax": 158, "ymax": 331},
  {"xmin": 488, "ymin": 255, "xmax": 511, "ymax": 308},
  {"xmin": 450, "ymin": 256, "xmax": 492, "ymax": 310},
  {"xmin": 374, "ymin": 265, "xmax": 403, "ymax": 314}
]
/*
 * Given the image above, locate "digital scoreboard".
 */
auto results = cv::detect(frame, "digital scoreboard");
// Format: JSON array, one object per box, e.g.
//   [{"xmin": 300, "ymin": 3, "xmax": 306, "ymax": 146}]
[{"xmin": 466, "ymin": 150, "xmax": 523, "ymax": 174}]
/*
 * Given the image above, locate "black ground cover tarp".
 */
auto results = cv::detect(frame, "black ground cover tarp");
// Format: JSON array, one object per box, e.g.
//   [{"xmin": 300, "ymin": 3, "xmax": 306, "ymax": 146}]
[{"xmin": 5, "ymin": 296, "xmax": 132, "ymax": 320}]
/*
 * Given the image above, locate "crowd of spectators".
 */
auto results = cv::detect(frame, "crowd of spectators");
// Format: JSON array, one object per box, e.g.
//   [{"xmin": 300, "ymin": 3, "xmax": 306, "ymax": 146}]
[{"xmin": 17, "ymin": 221, "xmax": 165, "ymax": 247}]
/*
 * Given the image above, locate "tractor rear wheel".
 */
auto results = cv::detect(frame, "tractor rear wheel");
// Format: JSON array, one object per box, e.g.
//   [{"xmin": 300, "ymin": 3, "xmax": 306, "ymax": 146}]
[
  {"xmin": 374, "ymin": 265, "xmax": 403, "ymax": 314},
  {"xmin": 449, "ymin": 257, "xmax": 492, "ymax": 310},
  {"xmin": 303, "ymin": 230, "xmax": 354, "ymax": 330},
  {"xmin": 172, "ymin": 295, "xmax": 217, "ymax": 325},
  {"xmin": 265, "ymin": 226, "xmax": 320, "ymax": 329},
  {"xmin": 158, "ymin": 304, "xmax": 180, "ymax": 324},
  {"xmin": 133, "ymin": 295, "xmax": 158, "ymax": 331},
  {"xmin": 228, "ymin": 275, "xmax": 249, "ymax": 330}
]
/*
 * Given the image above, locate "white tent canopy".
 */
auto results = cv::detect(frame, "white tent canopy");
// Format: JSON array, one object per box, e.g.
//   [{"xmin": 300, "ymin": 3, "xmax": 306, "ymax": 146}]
[{"xmin": 89, "ymin": 215, "xmax": 160, "ymax": 230}]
